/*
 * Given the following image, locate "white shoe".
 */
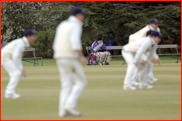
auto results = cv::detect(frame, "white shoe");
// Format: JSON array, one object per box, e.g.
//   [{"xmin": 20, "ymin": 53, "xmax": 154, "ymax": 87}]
[
  {"xmin": 147, "ymin": 79, "xmax": 154, "ymax": 84},
  {"xmin": 4, "ymin": 93, "xmax": 20, "ymax": 99},
  {"xmin": 58, "ymin": 112, "xmax": 66, "ymax": 117},
  {"xmin": 132, "ymin": 81, "xmax": 139, "ymax": 86},
  {"xmin": 58, "ymin": 112, "xmax": 71, "ymax": 117},
  {"xmin": 152, "ymin": 77, "xmax": 158, "ymax": 81},
  {"xmin": 123, "ymin": 86, "xmax": 136, "ymax": 90},
  {"xmin": 139, "ymin": 85, "xmax": 153, "ymax": 89},
  {"xmin": 65, "ymin": 107, "xmax": 81, "ymax": 116}
]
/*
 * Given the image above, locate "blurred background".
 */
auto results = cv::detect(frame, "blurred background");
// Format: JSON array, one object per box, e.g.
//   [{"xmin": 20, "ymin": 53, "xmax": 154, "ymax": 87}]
[
  {"xmin": 1, "ymin": 1, "xmax": 181, "ymax": 120},
  {"xmin": 1, "ymin": 1, "xmax": 181, "ymax": 58}
]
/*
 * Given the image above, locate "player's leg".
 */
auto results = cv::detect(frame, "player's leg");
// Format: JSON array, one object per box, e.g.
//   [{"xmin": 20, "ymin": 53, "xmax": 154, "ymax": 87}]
[
  {"xmin": 64, "ymin": 59, "xmax": 87, "ymax": 116},
  {"xmin": 1, "ymin": 59, "xmax": 21, "ymax": 99},
  {"xmin": 146, "ymin": 61, "xmax": 154, "ymax": 84},
  {"xmin": 122, "ymin": 50, "xmax": 136, "ymax": 90},
  {"xmin": 148, "ymin": 62, "xmax": 158, "ymax": 81},
  {"xmin": 131, "ymin": 67, "xmax": 139, "ymax": 86},
  {"xmin": 56, "ymin": 59, "xmax": 73, "ymax": 117},
  {"xmin": 137, "ymin": 64, "xmax": 153, "ymax": 89}
]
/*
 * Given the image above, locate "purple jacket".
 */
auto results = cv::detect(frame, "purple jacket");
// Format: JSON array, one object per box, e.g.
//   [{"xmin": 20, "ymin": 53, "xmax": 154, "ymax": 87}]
[{"xmin": 93, "ymin": 42, "xmax": 107, "ymax": 53}]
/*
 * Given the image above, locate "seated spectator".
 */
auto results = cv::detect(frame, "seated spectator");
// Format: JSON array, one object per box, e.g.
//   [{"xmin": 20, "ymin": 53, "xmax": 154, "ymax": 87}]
[{"xmin": 92, "ymin": 37, "xmax": 111, "ymax": 65}]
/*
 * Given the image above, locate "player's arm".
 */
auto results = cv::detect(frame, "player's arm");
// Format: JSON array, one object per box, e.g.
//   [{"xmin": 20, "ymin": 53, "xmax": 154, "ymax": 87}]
[
  {"xmin": 12, "ymin": 43, "xmax": 26, "ymax": 77},
  {"xmin": 130, "ymin": 25, "xmax": 148, "ymax": 42},
  {"xmin": 77, "ymin": 50, "xmax": 86, "ymax": 65},
  {"xmin": 134, "ymin": 40, "xmax": 151, "ymax": 66},
  {"xmin": 149, "ymin": 45, "xmax": 161, "ymax": 65},
  {"xmin": 70, "ymin": 26, "xmax": 86, "ymax": 65},
  {"xmin": 151, "ymin": 28, "xmax": 161, "ymax": 65}
]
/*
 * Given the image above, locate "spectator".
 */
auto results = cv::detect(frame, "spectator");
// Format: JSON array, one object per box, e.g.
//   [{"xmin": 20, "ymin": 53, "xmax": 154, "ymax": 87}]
[
  {"xmin": 92, "ymin": 37, "xmax": 111, "ymax": 65},
  {"xmin": 107, "ymin": 34, "xmax": 115, "ymax": 46},
  {"xmin": 107, "ymin": 34, "xmax": 115, "ymax": 55}
]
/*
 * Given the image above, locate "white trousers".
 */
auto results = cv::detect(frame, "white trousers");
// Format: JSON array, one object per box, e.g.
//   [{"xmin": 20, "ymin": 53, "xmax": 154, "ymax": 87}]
[
  {"xmin": 132, "ymin": 59, "xmax": 154, "ymax": 82},
  {"xmin": 122, "ymin": 50, "xmax": 148, "ymax": 87},
  {"xmin": 146, "ymin": 60, "xmax": 154, "ymax": 80},
  {"xmin": 131, "ymin": 67, "xmax": 138, "ymax": 83},
  {"xmin": 122, "ymin": 50, "xmax": 135, "ymax": 87},
  {"xmin": 1, "ymin": 59, "xmax": 22, "ymax": 94},
  {"xmin": 56, "ymin": 59, "xmax": 87, "ymax": 115}
]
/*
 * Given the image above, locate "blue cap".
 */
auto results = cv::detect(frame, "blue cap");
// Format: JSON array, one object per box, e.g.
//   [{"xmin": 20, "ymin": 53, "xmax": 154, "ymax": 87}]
[
  {"xmin": 96, "ymin": 37, "xmax": 102, "ymax": 41},
  {"xmin": 151, "ymin": 31, "xmax": 163, "ymax": 38},
  {"xmin": 24, "ymin": 29, "xmax": 37, "ymax": 36},
  {"xmin": 71, "ymin": 7, "xmax": 87, "ymax": 16},
  {"xmin": 149, "ymin": 18, "xmax": 159, "ymax": 24}
]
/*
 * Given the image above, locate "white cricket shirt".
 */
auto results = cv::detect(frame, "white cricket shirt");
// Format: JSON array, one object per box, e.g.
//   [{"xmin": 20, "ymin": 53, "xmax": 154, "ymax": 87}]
[{"xmin": 1, "ymin": 37, "xmax": 30, "ymax": 70}]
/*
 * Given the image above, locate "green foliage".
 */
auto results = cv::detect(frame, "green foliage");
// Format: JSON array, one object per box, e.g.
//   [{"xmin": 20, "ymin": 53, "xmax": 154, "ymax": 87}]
[
  {"xmin": 24, "ymin": 31, "xmax": 55, "ymax": 58},
  {"xmin": 34, "ymin": 1, "xmax": 180, "ymax": 46},
  {"xmin": 2, "ymin": 1, "xmax": 181, "ymax": 58}
]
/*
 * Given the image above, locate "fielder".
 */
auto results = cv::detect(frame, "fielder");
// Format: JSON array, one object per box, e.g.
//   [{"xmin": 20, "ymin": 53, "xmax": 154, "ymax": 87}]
[
  {"xmin": 1, "ymin": 29, "xmax": 37, "ymax": 99},
  {"xmin": 122, "ymin": 31, "xmax": 162, "ymax": 90},
  {"xmin": 129, "ymin": 18, "xmax": 160, "ymax": 86},
  {"xmin": 53, "ymin": 7, "xmax": 87, "ymax": 117}
]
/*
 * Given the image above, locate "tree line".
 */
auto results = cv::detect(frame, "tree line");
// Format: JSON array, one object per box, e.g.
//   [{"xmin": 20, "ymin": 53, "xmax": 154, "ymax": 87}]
[{"xmin": 1, "ymin": 1, "xmax": 181, "ymax": 58}]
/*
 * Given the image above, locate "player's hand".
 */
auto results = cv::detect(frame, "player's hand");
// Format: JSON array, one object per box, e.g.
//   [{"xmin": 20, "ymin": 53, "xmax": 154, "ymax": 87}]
[
  {"xmin": 80, "ymin": 56, "xmax": 86, "ymax": 65},
  {"xmin": 141, "ymin": 61, "xmax": 146, "ymax": 66},
  {"xmin": 21, "ymin": 69, "xmax": 26, "ymax": 77},
  {"xmin": 150, "ymin": 57, "xmax": 156, "ymax": 63},
  {"xmin": 156, "ymin": 59, "xmax": 161, "ymax": 65},
  {"xmin": 150, "ymin": 58, "xmax": 161, "ymax": 65}
]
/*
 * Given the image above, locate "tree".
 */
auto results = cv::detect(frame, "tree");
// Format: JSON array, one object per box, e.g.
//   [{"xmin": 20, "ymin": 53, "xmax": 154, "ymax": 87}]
[
  {"xmin": 1, "ymin": 1, "xmax": 49, "ymax": 41},
  {"xmin": 1, "ymin": 1, "xmax": 181, "ymax": 57}
]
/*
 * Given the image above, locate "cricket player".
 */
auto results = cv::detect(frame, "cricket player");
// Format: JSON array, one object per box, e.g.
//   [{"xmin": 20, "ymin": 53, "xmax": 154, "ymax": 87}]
[
  {"xmin": 53, "ymin": 7, "xmax": 87, "ymax": 117},
  {"xmin": 1, "ymin": 29, "xmax": 37, "ymax": 99},
  {"xmin": 122, "ymin": 31, "xmax": 162, "ymax": 90},
  {"xmin": 129, "ymin": 18, "xmax": 160, "ymax": 86}
]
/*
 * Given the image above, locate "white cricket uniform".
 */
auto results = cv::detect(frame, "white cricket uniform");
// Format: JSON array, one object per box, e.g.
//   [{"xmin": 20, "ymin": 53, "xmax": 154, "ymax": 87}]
[
  {"xmin": 53, "ymin": 16, "xmax": 87, "ymax": 116},
  {"xmin": 129, "ymin": 25, "xmax": 160, "ymax": 83},
  {"xmin": 1, "ymin": 37, "xmax": 30, "ymax": 94},
  {"xmin": 122, "ymin": 36, "xmax": 157, "ymax": 88}
]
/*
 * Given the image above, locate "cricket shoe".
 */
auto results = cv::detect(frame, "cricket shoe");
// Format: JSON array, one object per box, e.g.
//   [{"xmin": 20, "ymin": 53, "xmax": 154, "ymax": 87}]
[
  {"xmin": 58, "ymin": 112, "xmax": 67, "ymax": 117},
  {"xmin": 152, "ymin": 77, "xmax": 158, "ymax": 81},
  {"xmin": 132, "ymin": 81, "xmax": 139, "ymax": 86},
  {"xmin": 58, "ymin": 111, "xmax": 72, "ymax": 117},
  {"xmin": 4, "ymin": 93, "xmax": 20, "ymax": 99},
  {"xmin": 139, "ymin": 85, "xmax": 153, "ymax": 89},
  {"xmin": 147, "ymin": 79, "xmax": 154, "ymax": 84},
  {"xmin": 65, "ymin": 107, "xmax": 81, "ymax": 117},
  {"xmin": 123, "ymin": 86, "xmax": 136, "ymax": 90}
]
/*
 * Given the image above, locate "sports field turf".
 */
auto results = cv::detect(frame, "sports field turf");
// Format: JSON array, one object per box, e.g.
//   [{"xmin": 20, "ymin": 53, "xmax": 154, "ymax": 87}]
[{"xmin": 1, "ymin": 57, "xmax": 181, "ymax": 120}]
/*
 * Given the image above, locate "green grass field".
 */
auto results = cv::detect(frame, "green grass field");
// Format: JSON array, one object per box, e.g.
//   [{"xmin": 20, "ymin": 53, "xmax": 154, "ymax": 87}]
[{"xmin": 1, "ymin": 57, "xmax": 181, "ymax": 120}]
